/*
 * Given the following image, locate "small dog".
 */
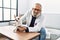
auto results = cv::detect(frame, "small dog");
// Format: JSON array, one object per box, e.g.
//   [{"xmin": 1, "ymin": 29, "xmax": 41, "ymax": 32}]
[
  {"xmin": 14, "ymin": 14, "xmax": 27, "ymax": 32},
  {"xmin": 14, "ymin": 15, "xmax": 22, "ymax": 32}
]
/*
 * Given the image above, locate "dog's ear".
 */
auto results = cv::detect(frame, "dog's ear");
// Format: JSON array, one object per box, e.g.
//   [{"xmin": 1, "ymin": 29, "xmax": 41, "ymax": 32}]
[
  {"xmin": 14, "ymin": 15, "xmax": 16, "ymax": 18},
  {"xmin": 19, "ymin": 14, "xmax": 21, "ymax": 18}
]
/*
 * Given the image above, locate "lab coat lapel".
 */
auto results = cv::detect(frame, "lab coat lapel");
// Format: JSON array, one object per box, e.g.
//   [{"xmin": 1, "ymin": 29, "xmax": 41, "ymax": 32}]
[
  {"xmin": 28, "ymin": 14, "xmax": 32, "ymax": 26},
  {"xmin": 26, "ymin": 14, "xmax": 32, "ymax": 26}
]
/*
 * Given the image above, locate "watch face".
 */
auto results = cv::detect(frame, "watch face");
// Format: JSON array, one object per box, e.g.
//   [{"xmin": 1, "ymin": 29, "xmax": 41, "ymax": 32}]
[{"xmin": 0, "ymin": 33, "xmax": 13, "ymax": 40}]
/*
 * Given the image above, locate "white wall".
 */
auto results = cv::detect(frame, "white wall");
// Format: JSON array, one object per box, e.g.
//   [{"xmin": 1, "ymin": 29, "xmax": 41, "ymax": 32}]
[
  {"xmin": 29, "ymin": 0, "xmax": 60, "ymax": 14},
  {"xmin": 18, "ymin": 0, "xmax": 29, "ymax": 14},
  {"xmin": 44, "ymin": 14, "xmax": 60, "ymax": 29}
]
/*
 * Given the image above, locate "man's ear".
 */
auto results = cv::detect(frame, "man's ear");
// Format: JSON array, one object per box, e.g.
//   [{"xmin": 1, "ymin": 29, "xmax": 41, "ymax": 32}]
[
  {"xmin": 32, "ymin": 8, "xmax": 34, "ymax": 10},
  {"xmin": 14, "ymin": 15, "xmax": 16, "ymax": 18}
]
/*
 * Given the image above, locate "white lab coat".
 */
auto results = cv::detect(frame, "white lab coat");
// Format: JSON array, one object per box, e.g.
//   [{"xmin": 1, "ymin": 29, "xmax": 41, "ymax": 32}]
[{"xmin": 20, "ymin": 10, "xmax": 45, "ymax": 32}]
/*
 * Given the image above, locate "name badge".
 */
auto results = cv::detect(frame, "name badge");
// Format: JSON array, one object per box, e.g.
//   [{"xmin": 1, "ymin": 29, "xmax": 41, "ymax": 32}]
[{"xmin": 34, "ymin": 23, "xmax": 37, "ymax": 25}]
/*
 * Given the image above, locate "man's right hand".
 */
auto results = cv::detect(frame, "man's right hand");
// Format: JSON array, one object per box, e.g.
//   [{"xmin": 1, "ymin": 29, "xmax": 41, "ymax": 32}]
[{"xmin": 18, "ymin": 27, "xmax": 26, "ymax": 32}]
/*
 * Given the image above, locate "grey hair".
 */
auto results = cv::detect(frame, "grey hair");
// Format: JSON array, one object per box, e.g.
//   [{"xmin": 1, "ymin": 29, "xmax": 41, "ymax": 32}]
[{"xmin": 33, "ymin": 3, "xmax": 42, "ymax": 8}]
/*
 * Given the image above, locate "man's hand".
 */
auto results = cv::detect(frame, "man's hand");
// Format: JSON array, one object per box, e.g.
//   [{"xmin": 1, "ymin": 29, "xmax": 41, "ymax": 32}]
[{"xmin": 18, "ymin": 26, "xmax": 27, "ymax": 32}]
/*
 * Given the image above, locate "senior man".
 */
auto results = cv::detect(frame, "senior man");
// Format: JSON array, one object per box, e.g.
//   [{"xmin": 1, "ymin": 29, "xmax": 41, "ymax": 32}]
[{"xmin": 18, "ymin": 3, "xmax": 46, "ymax": 40}]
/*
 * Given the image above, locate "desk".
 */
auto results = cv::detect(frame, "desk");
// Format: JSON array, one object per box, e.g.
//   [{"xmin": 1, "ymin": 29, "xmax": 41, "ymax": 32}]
[{"xmin": 0, "ymin": 26, "xmax": 40, "ymax": 40}]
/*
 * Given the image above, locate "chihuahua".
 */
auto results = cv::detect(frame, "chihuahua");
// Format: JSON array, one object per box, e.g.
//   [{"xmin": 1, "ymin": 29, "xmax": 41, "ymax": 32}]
[{"xmin": 14, "ymin": 14, "xmax": 22, "ymax": 32}]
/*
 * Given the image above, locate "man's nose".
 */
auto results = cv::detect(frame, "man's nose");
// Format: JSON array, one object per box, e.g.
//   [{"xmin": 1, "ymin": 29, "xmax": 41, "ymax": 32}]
[{"xmin": 35, "ymin": 10, "xmax": 38, "ymax": 12}]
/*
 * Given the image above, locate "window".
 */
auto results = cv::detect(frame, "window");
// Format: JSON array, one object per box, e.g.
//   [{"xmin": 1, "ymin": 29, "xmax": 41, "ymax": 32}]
[
  {"xmin": 0, "ymin": 8, "xmax": 2, "ymax": 21},
  {"xmin": 4, "ymin": 9, "xmax": 10, "ymax": 20},
  {"xmin": 0, "ymin": 0, "xmax": 18, "ymax": 21},
  {"xmin": 11, "ymin": 10, "xmax": 16, "ymax": 20},
  {"xmin": 0, "ymin": 0, "xmax": 2, "ymax": 7},
  {"xmin": 11, "ymin": 0, "xmax": 16, "ymax": 8},
  {"xmin": 4, "ymin": 0, "xmax": 10, "ymax": 8}
]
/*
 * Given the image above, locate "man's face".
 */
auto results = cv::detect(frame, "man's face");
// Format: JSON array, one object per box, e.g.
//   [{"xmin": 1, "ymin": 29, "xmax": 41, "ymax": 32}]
[{"xmin": 32, "ymin": 4, "xmax": 41, "ymax": 16}]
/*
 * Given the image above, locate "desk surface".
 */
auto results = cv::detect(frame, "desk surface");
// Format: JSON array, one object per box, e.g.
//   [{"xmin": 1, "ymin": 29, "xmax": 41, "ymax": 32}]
[{"xmin": 0, "ymin": 26, "xmax": 40, "ymax": 40}]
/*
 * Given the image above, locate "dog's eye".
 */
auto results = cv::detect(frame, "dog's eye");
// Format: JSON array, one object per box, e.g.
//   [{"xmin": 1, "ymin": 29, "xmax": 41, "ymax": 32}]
[{"xmin": 18, "ymin": 18, "xmax": 19, "ymax": 20}]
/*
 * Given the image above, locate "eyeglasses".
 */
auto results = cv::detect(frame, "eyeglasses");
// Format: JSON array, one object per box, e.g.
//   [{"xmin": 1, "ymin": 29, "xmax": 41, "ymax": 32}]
[{"xmin": 33, "ymin": 8, "xmax": 41, "ymax": 11}]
